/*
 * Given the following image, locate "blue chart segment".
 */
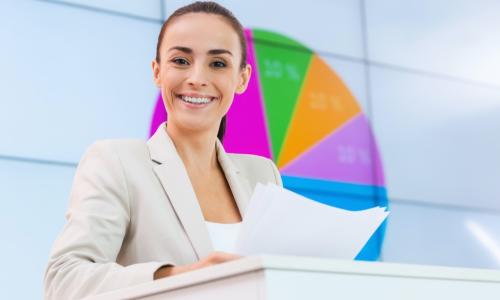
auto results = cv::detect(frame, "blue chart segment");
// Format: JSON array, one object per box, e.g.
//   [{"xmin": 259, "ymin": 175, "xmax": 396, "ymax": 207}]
[{"xmin": 282, "ymin": 176, "xmax": 389, "ymax": 261}]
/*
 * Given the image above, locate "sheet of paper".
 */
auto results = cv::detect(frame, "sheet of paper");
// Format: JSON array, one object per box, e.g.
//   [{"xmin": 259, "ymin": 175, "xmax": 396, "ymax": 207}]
[{"xmin": 235, "ymin": 183, "xmax": 389, "ymax": 259}]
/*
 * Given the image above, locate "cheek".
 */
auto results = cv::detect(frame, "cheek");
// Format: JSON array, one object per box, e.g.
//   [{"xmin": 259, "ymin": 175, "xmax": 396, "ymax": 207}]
[
  {"xmin": 216, "ymin": 72, "xmax": 239, "ymax": 93},
  {"xmin": 160, "ymin": 69, "xmax": 182, "ymax": 98},
  {"xmin": 161, "ymin": 69, "xmax": 177, "ymax": 87}
]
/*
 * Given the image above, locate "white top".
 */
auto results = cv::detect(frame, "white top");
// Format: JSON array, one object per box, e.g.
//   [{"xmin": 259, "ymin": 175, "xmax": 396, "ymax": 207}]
[{"xmin": 205, "ymin": 221, "xmax": 241, "ymax": 253}]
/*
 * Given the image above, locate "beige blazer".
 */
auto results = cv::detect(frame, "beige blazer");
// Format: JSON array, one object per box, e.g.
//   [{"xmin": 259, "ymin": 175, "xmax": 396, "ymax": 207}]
[{"xmin": 44, "ymin": 123, "xmax": 282, "ymax": 300}]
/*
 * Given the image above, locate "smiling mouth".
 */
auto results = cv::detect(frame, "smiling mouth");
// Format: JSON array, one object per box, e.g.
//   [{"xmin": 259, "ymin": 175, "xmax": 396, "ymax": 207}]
[{"xmin": 176, "ymin": 94, "xmax": 217, "ymax": 105}]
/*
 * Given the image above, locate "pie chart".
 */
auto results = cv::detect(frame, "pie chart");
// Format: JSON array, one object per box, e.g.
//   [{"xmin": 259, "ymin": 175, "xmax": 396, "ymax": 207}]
[{"xmin": 150, "ymin": 29, "xmax": 388, "ymax": 260}]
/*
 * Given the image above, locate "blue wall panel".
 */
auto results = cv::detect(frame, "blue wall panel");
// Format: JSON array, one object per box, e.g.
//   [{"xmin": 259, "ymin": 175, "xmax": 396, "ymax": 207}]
[
  {"xmin": 365, "ymin": 0, "xmax": 500, "ymax": 85},
  {"xmin": 0, "ymin": 0, "xmax": 160, "ymax": 163},
  {"xmin": 383, "ymin": 200, "xmax": 500, "ymax": 269},
  {"xmin": 163, "ymin": 0, "xmax": 365, "ymax": 59},
  {"xmin": 371, "ymin": 66, "xmax": 500, "ymax": 210},
  {"xmin": 0, "ymin": 160, "xmax": 74, "ymax": 299}
]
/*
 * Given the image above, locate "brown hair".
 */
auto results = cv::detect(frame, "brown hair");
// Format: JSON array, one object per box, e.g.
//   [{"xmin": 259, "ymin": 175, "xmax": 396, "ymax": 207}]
[
  {"xmin": 156, "ymin": 2, "xmax": 248, "ymax": 142},
  {"xmin": 156, "ymin": 1, "xmax": 247, "ymax": 68}
]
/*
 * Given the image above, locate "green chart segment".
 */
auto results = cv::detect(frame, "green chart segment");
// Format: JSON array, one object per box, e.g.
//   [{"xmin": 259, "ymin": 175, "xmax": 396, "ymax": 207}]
[{"xmin": 252, "ymin": 29, "xmax": 313, "ymax": 160}]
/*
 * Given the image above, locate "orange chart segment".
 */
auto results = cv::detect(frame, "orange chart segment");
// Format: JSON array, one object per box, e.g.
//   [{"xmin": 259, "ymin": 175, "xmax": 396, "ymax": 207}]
[
  {"xmin": 277, "ymin": 55, "xmax": 361, "ymax": 168},
  {"xmin": 253, "ymin": 29, "xmax": 313, "ymax": 160}
]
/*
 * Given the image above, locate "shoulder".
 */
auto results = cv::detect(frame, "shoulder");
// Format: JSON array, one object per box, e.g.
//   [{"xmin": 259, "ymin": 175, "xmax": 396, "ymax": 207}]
[
  {"xmin": 85, "ymin": 139, "xmax": 148, "ymax": 156},
  {"xmin": 228, "ymin": 153, "xmax": 282, "ymax": 187},
  {"xmin": 228, "ymin": 153, "xmax": 270, "ymax": 169},
  {"xmin": 76, "ymin": 139, "xmax": 152, "ymax": 184},
  {"xmin": 81, "ymin": 139, "xmax": 149, "ymax": 165},
  {"xmin": 72, "ymin": 139, "xmax": 153, "ymax": 204}
]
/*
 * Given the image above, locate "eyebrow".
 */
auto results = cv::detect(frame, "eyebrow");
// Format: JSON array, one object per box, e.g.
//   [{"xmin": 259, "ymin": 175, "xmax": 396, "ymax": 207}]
[
  {"xmin": 208, "ymin": 49, "xmax": 233, "ymax": 56},
  {"xmin": 168, "ymin": 46, "xmax": 233, "ymax": 56},
  {"xmin": 168, "ymin": 46, "xmax": 192, "ymax": 54}
]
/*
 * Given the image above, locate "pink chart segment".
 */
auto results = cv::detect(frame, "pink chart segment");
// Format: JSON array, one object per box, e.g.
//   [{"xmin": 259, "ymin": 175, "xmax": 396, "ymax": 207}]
[
  {"xmin": 150, "ymin": 93, "xmax": 166, "ymax": 137},
  {"xmin": 223, "ymin": 29, "xmax": 272, "ymax": 159},
  {"xmin": 281, "ymin": 114, "xmax": 385, "ymax": 186}
]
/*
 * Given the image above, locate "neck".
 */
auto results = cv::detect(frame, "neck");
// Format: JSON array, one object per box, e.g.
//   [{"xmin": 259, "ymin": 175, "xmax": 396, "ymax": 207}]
[{"xmin": 165, "ymin": 124, "xmax": 219, "ymax": 173}]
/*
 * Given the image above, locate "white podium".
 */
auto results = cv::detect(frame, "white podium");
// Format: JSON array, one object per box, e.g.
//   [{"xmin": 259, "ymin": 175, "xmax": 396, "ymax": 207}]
[{"xmin": 86, "ymin": 256, "xmax": 500, "ymax": 300}]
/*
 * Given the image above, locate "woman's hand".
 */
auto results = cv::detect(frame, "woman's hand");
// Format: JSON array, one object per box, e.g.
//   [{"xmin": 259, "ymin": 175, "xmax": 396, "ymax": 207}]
[{"xmin": 154, "ymin": 252, "xmax": 242, "ymax": 279}]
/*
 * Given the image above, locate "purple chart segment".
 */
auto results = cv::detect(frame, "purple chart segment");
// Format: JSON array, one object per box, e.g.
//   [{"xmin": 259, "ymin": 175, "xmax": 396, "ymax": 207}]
[
  {"xmin": 223, "ymin": 29, "xmax": 272, "ymax": 159},
  {"xmin": 281, "ymin": 114, "xmax": 385, "ymax": 186}
]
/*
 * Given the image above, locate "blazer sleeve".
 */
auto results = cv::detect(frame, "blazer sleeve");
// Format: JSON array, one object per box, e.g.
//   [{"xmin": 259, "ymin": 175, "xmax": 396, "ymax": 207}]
[{"xmin": 44, "ymin": 141, "xmax": 171, "ymax": 300}]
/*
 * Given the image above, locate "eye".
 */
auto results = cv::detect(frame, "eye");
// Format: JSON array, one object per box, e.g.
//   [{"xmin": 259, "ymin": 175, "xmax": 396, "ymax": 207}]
[
  {"xmin": 171, "ymin": 57, "xmax": 189, "ymax": 65},
  {"xmin": 211, "ymin": 60, "xmax": 227, "ymax": 68}
]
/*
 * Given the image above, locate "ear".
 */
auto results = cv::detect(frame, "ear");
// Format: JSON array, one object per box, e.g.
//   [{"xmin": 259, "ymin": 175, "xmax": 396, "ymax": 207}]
[
  {"xmin": 152, "ymin": 59, "xmax": 161, "ymax": 87},
  {"xmin": 235, "ymin": 64, "xmax": 252, "ymax": 94}
]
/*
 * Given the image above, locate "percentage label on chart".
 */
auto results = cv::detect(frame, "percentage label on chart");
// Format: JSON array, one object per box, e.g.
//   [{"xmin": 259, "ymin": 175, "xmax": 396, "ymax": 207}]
[{"xmin": 337, "ymin": 145, "xmax": 371, "ymax": 165}]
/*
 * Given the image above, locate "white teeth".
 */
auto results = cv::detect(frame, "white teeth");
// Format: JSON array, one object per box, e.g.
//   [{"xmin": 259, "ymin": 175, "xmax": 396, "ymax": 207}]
[{"xmin": 180, "ymin": 95, "xmax": 213, "ymax": 104}]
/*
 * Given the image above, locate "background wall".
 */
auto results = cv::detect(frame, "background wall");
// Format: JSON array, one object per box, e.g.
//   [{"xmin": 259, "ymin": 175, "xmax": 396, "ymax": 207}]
[{"xmin": 1, "ymin": 0, "xmax": 499, "ymax": 298}]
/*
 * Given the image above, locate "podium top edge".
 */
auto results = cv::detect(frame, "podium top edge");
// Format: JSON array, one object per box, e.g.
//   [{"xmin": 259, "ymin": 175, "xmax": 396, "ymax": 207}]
[
  {"xmin": 256, "ymin": 255, "xmax": 500, "ymax": 282},
  {"xmin": 84, "ymin": 256, "xmax": 500, "ymax": 300}
]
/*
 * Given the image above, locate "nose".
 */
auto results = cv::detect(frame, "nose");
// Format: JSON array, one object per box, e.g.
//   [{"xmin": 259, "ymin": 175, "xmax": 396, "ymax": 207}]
[{"xmin": 186, "ymin": 64, "xmax": 208, "ymax": 88}]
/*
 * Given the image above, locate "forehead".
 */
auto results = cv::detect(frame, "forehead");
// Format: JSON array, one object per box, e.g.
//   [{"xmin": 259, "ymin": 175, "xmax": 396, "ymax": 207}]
[{"xmin": 162, "ymin": 13, "xmax": 240, "ymax": 52}]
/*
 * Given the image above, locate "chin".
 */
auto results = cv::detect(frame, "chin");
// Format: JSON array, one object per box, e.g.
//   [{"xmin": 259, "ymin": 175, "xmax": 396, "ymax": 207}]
[{"xmin": 173, "ymin": 117, "xmax": 218, "ymax": 135}]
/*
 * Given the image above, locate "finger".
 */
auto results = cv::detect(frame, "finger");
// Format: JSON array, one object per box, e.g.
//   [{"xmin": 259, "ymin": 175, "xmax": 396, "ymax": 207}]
[{"xmin": 208, "ymin": 252, "xmax": 242, "ymax": 263}]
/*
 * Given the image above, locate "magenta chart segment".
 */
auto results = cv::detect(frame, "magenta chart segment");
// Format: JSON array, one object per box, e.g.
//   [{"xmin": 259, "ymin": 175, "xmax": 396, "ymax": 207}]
[
  {"xmin": 150, "ymin": 93, "xmax": 166, "ymax": 138},
  {"xmin": 223, "ymin": 29, "xmax": 272, "ymax": 159}
]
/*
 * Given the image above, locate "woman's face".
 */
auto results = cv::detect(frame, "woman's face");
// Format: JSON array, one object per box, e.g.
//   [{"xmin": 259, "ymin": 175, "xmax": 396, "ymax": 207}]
[{"xmin": 152, "ymin": 13, "xmax": 251, "ymax": 137}]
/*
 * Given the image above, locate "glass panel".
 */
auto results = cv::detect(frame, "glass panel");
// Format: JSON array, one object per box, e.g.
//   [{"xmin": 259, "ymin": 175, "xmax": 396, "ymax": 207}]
[
  {"xmin": 382, "ymin": 200, "xmax": 500, "ymax": 269},
  {"xmin": 371, "ymin": 66, "xmax": 500, "ymax": 210},
  {"xmin": 47, "ymin": 0, "xmax": 163, "ymax": 20},
  {"xmin": 366, "ymin": 0, "xmax": 500, "ymax": 85},
  {"xmin": 0, "ymin": 1, "xmax": 161, "ymax": 162},
  {"xmin": 163, "ymin": 0, "xmax": 364, "ymax": 58},
  {"xmin": 0, "ymin": 159, "xmax": 75, "ymax": 299}
]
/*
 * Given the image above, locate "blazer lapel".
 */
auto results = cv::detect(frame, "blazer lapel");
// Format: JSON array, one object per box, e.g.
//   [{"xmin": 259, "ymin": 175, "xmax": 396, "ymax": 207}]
[
  {"xmin": 215, "ymin": 139, "xmax": 253, "ymax": 218},
  {"xmin": 147, "ymin": 123, "xmax": 254, "ymax": 259},
  {"xmin": 147, "ymin": 123, "xmax": 212, "ymax": 259}
]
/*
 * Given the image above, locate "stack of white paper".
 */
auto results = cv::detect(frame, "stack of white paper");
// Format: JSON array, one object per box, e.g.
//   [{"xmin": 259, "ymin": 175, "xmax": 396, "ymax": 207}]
[{"xmin": 235, "ymin": 183, "xmax": 389, "ymax": 259}]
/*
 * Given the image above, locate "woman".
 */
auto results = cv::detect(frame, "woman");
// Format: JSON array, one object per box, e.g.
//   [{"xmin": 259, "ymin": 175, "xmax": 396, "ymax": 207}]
[{"xmin": 44, "ymin": 2, "xmax": 282, "ymax": 299}]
